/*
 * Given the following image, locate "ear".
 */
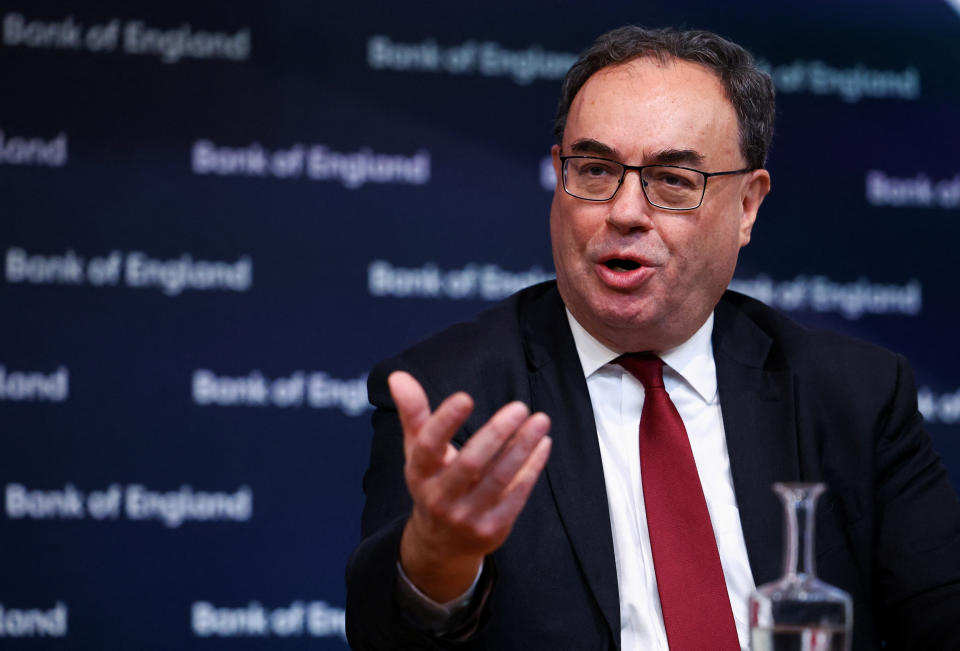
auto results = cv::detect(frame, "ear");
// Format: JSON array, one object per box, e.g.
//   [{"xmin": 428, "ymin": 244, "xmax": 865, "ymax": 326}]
[
  {"xmin": 551, "ymin": 144, "xmax": 562, "ymax": 190},
  {"xmin": 738, "ymin": 168, "xmax": 770, "ymax": 247}
]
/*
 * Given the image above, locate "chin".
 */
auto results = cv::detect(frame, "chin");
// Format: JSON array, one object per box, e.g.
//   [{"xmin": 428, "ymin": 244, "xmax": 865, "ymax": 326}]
[
  {"xmin": 594, "ymin": 292, "xmax": 659, "ymax": 323},
  {"xmin": 590, "ymin": 301, "xmax": 663, "ymax": 341}
]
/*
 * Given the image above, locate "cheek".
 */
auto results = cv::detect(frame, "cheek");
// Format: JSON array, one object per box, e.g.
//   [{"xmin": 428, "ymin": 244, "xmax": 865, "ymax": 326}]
[
  {"xmin": 687, "ymin": 221, "xmax": 744, "ymax": 280},
  {"xmin": 663, "ymin": 221, "xmax": 734, "ymax": 277},
  {"xmin": 551, "ymin": 205, "xmax": 595, "ymax": 260}
]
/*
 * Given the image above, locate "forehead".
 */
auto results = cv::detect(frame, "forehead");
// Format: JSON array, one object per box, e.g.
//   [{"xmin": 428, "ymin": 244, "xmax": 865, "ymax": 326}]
[{"xmin": 565, "ymin": 57, "xmax": 741, "ymax": 165}]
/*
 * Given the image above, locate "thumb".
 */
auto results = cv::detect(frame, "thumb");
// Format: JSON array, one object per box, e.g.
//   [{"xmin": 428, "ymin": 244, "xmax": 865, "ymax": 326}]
[{"xmin": 388, "ymin": 371, "xmax": 431, "ymax": 441}]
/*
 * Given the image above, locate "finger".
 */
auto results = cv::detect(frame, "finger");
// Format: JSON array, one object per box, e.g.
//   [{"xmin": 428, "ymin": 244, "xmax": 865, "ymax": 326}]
[
  {"xmin": 470, "ymin": 412, "xmax": 551, "ymax": 504},
  {"xmin": 388, "ymin": 371, "xmax": 431, "ymax": 439},
  {"xmin": 440, "ymin": 401, "xmax": 531, "ymax": 496},
  {"xmin": 407, "ymin": 391, "xmax": 474, "ymax": 478},
  {"xmin": 390, "ymin": 371, "xmax": 470, "ymax": 476},
  {"xmin": 481, "ymin": 435, "xmax": 552, "ymax": 529}
]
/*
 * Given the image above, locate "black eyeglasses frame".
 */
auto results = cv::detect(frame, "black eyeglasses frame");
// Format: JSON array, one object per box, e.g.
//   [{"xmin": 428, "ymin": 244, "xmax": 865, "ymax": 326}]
[{"xmin": 559, "ymin": 154, "xmax": 753, "ymax": 210}]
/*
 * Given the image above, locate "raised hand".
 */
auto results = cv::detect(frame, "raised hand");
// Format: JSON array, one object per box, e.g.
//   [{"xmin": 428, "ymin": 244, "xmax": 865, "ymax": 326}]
[{"xmin": 389, "ymin": 370, "xmax": 552, "ymax": 603}]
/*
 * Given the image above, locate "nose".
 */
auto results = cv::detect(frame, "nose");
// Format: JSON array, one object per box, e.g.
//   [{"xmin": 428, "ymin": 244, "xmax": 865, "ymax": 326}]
[{"xmin": 607, "ymin": 169, "xmax": 656, "ymax": 233}]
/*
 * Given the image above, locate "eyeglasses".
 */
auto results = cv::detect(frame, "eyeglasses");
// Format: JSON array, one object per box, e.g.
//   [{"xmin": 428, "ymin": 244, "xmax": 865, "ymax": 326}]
[{"xmin": 559, "ymin": 155, "xmax": 752, "ymax": 210}]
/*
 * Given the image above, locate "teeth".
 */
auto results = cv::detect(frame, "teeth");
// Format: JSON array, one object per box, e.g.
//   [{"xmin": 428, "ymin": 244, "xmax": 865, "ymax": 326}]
[{"xmin": 606, "ymin": 259, "xmax": 640, "ymax": 272}]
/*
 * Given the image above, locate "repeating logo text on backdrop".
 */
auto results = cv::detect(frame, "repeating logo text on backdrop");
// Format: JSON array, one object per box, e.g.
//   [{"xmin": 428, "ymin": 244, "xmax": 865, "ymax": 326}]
[
  {"xmin": 919, "ymin": 386, "xmax": 960, "ymax": 425},
  {"xmin": 5, "ymin": 482, "xmax": 252, "ymax": 528},
  {"xmin": 729, "ymin": 275, "xmax": 922, "ymax": 320},
  {"xmin": 2, "ymin": 12, "xmax": 250, "ymax": 63},
  {"xmin": 192, "ymin": 140, "xmax": 430, "ymax": 188},
  {"xmin": 4, "ymin": 247, "xmax": 252, "ymax": 296},
  {"xmin": 365, "ymin": 34, "xmax": 921, "ymax": 102},
  {"xmin": 367, "ymin": 35, "xmax": 576, "ymax": 85},
  {"xmin": 0, "ymin": 602, "xmax": 66, "ymax": 638},
  {"xmin": 756, "ymin": 59, "xmax": 919, "ymax": 102},
  {"xmin": 0, "ymin": 365, "xmax": 68, "ymax": 402},
  {"xmin": 192, "ymin": 600, "xmax": 346, "ymax": 641},
  {"xmin": 866, "ymin": 171, "xmax": 960, "ymax": 209},
  {"xmin": 0, "ymin": 129, "xmax": 67, "ymax": 166},
  {"xmin": 192, "ymin": 369, "xmax": 370, "ymax": 416},
  {"xmin": 368, "ymin": 260, "xmax": 555, "ymax": 301}
]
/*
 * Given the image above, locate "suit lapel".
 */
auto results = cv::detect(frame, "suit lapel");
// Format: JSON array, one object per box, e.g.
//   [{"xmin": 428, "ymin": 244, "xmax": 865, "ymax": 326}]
[
  {"xmin": 713, "ymin": 295, "xmax": 799, "ymax": 586},
  {"xmin": 514, "ymin": 287, "xmax": 799, "ymax": 638},
  {"xmin": 521, "ymin": 287, "xmax": 621, "ymax": 647}
]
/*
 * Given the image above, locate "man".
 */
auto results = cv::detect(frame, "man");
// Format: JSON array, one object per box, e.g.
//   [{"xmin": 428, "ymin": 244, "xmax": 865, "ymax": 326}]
[{"xmin": 346, "ymin": 26, "xmax": 960, "ymax": 650}]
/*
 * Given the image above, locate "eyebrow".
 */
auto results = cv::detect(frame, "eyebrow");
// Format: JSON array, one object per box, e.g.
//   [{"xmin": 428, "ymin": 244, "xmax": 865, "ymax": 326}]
[
  {"xmin": 567, "ymin": 140, "xmax": 705, "ymax": 168},
  {"xmin": 568, "ymin": 139, "xmax": 618, "ymax": 157},
  {"xmin": 647, "ymin": 148, "xmax": 705, "ymax": 167}
]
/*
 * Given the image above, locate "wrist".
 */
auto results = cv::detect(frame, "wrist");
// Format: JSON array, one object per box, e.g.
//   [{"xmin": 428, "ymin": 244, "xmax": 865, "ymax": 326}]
[{"xmin": 400, "ymin": 519, "xmax": 484, "ymax": 603}]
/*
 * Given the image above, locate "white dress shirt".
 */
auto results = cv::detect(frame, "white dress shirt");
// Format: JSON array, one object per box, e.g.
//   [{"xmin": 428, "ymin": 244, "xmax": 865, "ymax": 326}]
[{"xmin": 567, "ymin": 309, "xmax": 755, "ymax": 651}]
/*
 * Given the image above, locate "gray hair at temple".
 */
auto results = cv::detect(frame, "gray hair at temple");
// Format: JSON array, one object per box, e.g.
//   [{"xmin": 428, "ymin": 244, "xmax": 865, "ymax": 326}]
[{"xmin": 553, "ymin": 26, "xmax": 776, "ymax": 170}]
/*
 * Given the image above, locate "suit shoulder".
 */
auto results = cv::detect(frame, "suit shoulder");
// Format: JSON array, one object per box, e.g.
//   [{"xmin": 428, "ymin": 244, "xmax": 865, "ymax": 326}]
[
  {"xmin": 368, "ymin": 282, "xmax": 557, "ymax": 406},
  {"xmin": 719, "ymin": 290, "xmax": 906, "ymax": 380}
]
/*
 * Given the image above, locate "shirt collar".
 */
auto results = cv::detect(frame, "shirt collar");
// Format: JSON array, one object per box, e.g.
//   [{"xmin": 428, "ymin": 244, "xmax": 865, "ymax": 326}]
[{"xmin": 565, "ymin": 308, "xmax": 718, "ymax": 404}]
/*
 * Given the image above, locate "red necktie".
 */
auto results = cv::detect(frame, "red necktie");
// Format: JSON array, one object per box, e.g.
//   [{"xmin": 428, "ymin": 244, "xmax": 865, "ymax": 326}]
[{"xmin": 618, "ymin": 353, "xmax": 740, "ymax": 650}]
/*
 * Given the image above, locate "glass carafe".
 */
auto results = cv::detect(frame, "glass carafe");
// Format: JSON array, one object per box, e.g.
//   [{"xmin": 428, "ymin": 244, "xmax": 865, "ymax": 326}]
[{"xmin": 749, "ymin": 482, "xmax": 852, "ymax": 651}]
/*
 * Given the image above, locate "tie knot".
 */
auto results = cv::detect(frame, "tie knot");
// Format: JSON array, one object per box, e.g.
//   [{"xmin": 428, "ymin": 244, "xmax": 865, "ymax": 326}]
[{"xmin": 616, "ymin": 353, "xmax": 665, "ymax": 390}]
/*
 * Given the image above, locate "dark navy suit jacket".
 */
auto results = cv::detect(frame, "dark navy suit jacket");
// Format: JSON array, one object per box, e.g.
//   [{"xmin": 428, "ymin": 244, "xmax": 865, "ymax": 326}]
[{"xmin": 346, "ymin": 282, "xmax": 960, "ymax": 650}]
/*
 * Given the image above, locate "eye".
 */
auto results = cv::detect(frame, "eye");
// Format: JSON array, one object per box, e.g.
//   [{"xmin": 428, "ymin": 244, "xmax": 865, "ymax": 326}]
[
  {"xmin": 661, "ymin": 173, "xmax": 694, "ymax": 188},
  {"xmin": 647, "ymin": 167, "xmax": 698, "ymax": 189},
  {"xmin": 570, "ymin": 159, "xmax": 619, "ymax": 178},
  {"xmin": 585, "ymin": 165, "xmax": 610, "ymax": 177}
]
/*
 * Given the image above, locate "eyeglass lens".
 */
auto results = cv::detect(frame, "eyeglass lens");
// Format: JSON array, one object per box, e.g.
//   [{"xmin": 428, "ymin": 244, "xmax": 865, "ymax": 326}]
[{"xmin": 563, "ymin": 158, "xmax": 705, "ymax": 209}]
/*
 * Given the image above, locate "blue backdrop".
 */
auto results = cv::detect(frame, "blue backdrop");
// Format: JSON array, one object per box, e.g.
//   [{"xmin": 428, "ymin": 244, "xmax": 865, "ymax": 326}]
[{"xmin": 1, "ymin": 1, "xmax": 958, "ymax": 647}]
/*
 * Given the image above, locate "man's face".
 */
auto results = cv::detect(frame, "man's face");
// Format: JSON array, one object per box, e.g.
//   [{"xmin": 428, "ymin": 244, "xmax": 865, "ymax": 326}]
[{"xmin": 550, "ymin": 56, "xmax": 770, "ymax": 352}]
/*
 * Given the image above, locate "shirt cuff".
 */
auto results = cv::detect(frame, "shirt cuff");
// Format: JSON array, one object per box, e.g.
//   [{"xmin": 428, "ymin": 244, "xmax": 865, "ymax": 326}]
[{"xmin": 394, "ymin": 560, "xmax": 484, "ymax": 633}]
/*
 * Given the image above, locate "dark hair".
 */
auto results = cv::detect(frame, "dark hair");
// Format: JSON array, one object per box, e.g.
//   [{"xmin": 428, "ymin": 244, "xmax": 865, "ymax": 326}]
[{"xmin": 554, "ymin": 26, "xmax": 775, "ymax": 169}]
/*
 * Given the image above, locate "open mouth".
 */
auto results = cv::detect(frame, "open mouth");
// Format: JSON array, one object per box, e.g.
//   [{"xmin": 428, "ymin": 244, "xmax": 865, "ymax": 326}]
[{"xmin": 603, "ymin": 259, "xmax": 642, "ymax": 272}]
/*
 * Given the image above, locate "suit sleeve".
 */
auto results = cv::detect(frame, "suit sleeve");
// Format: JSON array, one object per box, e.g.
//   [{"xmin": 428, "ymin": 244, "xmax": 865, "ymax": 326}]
[
  {"xmin": 344, "ymin": 360, "xmax": 492, "ymax": 650},
  {"xmin": 874, "ymin": 355, "xmax": 960, "ymax": 649}
]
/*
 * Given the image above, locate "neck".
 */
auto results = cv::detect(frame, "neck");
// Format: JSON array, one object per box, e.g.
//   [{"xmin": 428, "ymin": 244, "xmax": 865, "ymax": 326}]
[{"xmin": 571, "ymin": 308, "xmax": 710, "ymax": 355}]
